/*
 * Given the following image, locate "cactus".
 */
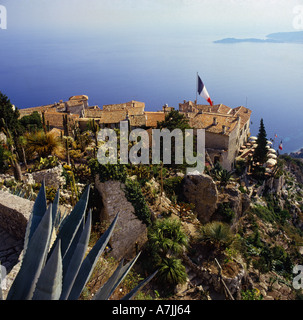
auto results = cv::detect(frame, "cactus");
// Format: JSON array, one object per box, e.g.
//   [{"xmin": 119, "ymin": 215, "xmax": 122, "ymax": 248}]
[
  {"xmin": 63, "ymin": 114, "xmax": 69, "ymax": 136},
  {"xmin": 3, "ymin": 181, "xmax": 154, "ymax": 300}
]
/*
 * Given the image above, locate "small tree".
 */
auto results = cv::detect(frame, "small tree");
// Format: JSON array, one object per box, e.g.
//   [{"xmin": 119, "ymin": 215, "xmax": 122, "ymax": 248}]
[
  {"xmin": 253, "ymin": 119, "xmax": 268, "ymax": 164},
  {"xmin": 157, "ymin": 110, "xmax": 191, "ymax": 132},
  {"xmin": 19, "ymin": 111, "xmax": 43, "ymax": 132},
  {"xmin": 0, "ymin": 91, "xmax": 20, "ymax": 136},
  {"xmin": 156, "ymin": 110, "xmax": 192, "ymax": 167}
]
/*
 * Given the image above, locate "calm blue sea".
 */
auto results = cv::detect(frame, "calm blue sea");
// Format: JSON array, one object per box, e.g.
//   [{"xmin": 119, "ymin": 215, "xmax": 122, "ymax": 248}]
[{"xmin": 0, "ymin": 30, "xmax": 302, "ymax": 153}]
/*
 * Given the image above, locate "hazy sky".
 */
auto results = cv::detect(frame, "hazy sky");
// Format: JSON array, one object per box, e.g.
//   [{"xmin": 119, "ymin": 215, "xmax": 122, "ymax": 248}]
[{"xmin": 2, "ymin": 0, "xmax": 302, "ymax": 37}]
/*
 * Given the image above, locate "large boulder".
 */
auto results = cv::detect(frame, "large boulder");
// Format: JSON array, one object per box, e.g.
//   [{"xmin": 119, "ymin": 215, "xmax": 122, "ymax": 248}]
[
  {"xmin": 0, "ymin": 190, "xmax": 32, "ymax": 239},
  {"xmin": 182, "ymin": 174, "xmax": 218, "ymax": 223},
  {"xmin": 94, "ymin": 177, "xmax": 148, "ymax": 261},
  {"xmin": 218, "ymin": 186, "xmax": 251, "ymax": 222},
  {"xmin": 31, "ymin": 165, "xmax": 65, "ymax": 189}
]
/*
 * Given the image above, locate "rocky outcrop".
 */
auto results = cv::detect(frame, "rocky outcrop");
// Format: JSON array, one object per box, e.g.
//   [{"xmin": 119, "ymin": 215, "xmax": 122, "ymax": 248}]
[
  {"xmin": 265, "ymin": 174, "xmax": 285, "ymax": 195},
  {"xmin": 31, "ymin": 165, "xmax": 65, "ymax": 188},
  {"xmin": 181, "ymin": 252, "xmax": 245, "ymax": 299},
  {"xmin": 0, "ymin": 191, "xmax": 32, "ymax": 298},
  {"xmin": 94, "ymin": 177, "xmax": 148, "ymax": 261},
  {"xmin": 217, "ymin": 185, "xmax": 251, "ymax": 222},
  {"xmin": 0, "ymin": 190, "xmax": 32, "ymax": 239},
  {"xmin": 182, "ymin": 174, "xmax": 218, "ymax": 223}
]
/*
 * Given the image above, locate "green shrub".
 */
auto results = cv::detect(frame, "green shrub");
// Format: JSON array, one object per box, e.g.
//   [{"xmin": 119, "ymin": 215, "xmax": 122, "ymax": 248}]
[
  {"xmin": 124, "ymin": 178, "xmax": 151, "ymax": 226},
  {"xmin": 163, "ymin": 176, "xmax": 184, "ymax": 201},
  {"xmin": 216, "ymin": 202, "xmax": 235, "ymax": 223},
  {"xmin": 241, "ymin": 288, "xmax": 263, "ymax": 300},
  {"xmin": 156, "ymin": 257, "xmax": 187, "ymax": 286},
  {"xmin": 88, "ymin": 158, "xmax": 127, "ymax": 183},
  {"xmin": 200, "ymin": 221, "xmax": 234, "ymax": 250}
]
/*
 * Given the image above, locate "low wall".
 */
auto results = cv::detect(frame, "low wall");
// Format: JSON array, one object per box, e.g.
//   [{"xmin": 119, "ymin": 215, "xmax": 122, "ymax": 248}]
[
  {"xmin": 0, "ymin": 190, "xmax": 33, "ymax": 240},
  {"xmin": 94, "ymin": 178, "xmax": 148, "ymax": 261}
]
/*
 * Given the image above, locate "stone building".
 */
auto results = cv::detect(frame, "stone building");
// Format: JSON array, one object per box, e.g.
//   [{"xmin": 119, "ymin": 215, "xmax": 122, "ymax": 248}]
[
  {"xmin": 179, "ymin": 100, "xmax": 252, "ymax": 171},
  {"xmin": 19, "ymin": 95, "xmax": 99, "ymax": 131},
  {"xmin": 18, "ymin": 95, "xmax": 251, "ymax": 171}
]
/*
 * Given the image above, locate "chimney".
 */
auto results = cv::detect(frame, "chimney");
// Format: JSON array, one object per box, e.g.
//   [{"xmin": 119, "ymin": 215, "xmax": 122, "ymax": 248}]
[{"xmin": 213, "ymin": 117, "xmax": 217, "ymax": 125}]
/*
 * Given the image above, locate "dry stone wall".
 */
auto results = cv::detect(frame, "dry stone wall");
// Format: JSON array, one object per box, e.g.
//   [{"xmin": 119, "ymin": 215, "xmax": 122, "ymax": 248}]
[
  {"xmin": 0, "ymin": 190, "xmax": 32, "ymax": 240},
  {"xmin": 94, "ymin": 178, "xmax": 148, "ymax": 261},
  {"xmin": 30, "ymin": 165, "xmax": 66, "ymax": 189}
]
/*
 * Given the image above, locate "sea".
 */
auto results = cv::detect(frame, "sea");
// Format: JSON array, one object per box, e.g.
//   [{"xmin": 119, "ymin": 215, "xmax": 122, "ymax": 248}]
[{"xmin": 0, "ymin": 29, "xmax": 302, "ymax": 154}]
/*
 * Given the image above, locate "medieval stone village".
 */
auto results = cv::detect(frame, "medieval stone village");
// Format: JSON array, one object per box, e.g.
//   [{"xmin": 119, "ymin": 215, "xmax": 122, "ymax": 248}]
[
  {"xmin": 1, "ymin": 91, "xmax": 303, "ymax": 302},
  {"xmin": 18, "ymin": 94, "xmax": 253, "ymax": 170}
]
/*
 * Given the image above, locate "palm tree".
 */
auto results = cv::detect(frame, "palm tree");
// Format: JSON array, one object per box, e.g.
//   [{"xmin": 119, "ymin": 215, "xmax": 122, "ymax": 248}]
[
  {"xmin": 148, "ymin": 218, "xmax": 188, "ymax": 258},
  {"xmin": 216, "ymin": 169, "xmax": 233, "ymax": 186},
  {"xmin": 157, "ymin": 257, "xmax": 187, "ymax": 286},
  {"xmin": 200, "ymin": 221, "xmax": 234, "ymax": 251},
  {"xmin": 26, "ymin": 130, "xmax": 64, "ymax": 159},
  {"xmin": 147, "ymin": 218, "xmax": 188, "ymax": 286}
]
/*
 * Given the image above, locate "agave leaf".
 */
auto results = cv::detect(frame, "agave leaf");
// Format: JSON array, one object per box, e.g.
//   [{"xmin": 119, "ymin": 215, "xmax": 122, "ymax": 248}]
[
  {"xmin": 32, "ymin": 239, "xmax": 62, "ymax": 300},
  {"xmin": 60, "ymin": 211, "xmax": 92, "ymax": 300},
  {"xmin": 61, "ymin": 217, "xmax": 85, "ymax": 277},
  {"xmin": 121, "ymin": 270, "xmax": 158, "ymax": 300},
  {"xmin": 49, "ymin": 185, "xmax": 90, "ymax": 259},
  {"xmin": 93, "ymin": 252, "xmax": 141, "ymax": 300},
  {"xmin": 0, "ymin": 262, "xmax": 3, "ymax": 300},
  {"xmin": 67, "ymin": 212, "xmax": 119, "ymax": 300},
  {"xmin": 51, "ymin": 188, "xmax": 60, "ymax": 228},
  {"xmin": 23, "ymin": 180, "xmax": 47, "ymax": 256},
  {"xmin": 7, "ymin": 204, "xmax": 53, "ymax": 300}
]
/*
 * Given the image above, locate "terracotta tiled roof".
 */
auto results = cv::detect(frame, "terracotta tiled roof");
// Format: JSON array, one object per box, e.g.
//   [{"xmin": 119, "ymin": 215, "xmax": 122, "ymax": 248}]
[
  {"xmin": 84, "ymin": 108, "xmax": 103, "ymax": 118},
  {"xmin": 229, "ymin": 106, "xmax": 252, "ymax": 128},
  {"xmin": 189, "ymin": 113, "xmax": 239, "ymax": 135},
  {"xmin": 99, "ymin": 110, "xmax": 127, "ymax": 124},
  {"xmin": 195, "ymin": 104, "xmax": 232, "ymax": 114},
  {"xmin": 66, "ymin": 100, "xmax": 84, "ymax": 107},
  {"xmin": 145, "ymin": 112, "xmax": 165, "ymax": 127},
  {"xmin": 69, "ymin": 95, "xmax": 88, "ymax": 101}
]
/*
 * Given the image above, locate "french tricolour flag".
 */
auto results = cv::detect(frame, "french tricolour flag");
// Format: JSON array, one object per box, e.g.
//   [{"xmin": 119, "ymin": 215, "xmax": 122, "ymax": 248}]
[{"xmin": 197, "ymin": 75, "xmax": 213, "ymax": 106}]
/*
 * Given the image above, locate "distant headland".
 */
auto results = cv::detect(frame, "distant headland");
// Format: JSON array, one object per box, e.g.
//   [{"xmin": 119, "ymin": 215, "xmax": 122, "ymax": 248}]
[{"xmin": 214, "ymin": 31, "xmax": 303, "ymax": 44}]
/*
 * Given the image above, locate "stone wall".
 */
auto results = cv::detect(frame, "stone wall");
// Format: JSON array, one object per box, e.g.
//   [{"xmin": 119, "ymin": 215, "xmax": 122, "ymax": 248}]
[
  {"xmin": 103, "ymin": 101, "xmax": 145, "ymax": 112},
  {"xmin": 31, "ymin": 165, "xmax": 66, "ymax": 189},
  {"xmin": 44, "ymin": 112, "xmax": 79, "ymax": 130},
  {"xmin": 94, "ymin": 178, "xmax": 148, "ymax": 261},
  {"xmin": 0, "ymin": 190, "xmax": 32, "ymax": 240}
]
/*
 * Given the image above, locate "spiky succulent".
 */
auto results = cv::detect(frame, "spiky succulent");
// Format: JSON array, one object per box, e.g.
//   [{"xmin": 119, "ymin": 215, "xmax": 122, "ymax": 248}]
[{"xmin": 1, "ymin": 181, "xmax": 155, "ymax": 300}]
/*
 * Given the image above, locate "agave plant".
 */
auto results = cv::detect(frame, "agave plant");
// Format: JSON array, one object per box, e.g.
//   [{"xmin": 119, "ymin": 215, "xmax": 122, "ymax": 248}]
[{"xmin": 1, "ymin": 181, "xmax": 155, "ymax": 300}]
